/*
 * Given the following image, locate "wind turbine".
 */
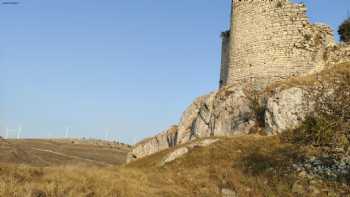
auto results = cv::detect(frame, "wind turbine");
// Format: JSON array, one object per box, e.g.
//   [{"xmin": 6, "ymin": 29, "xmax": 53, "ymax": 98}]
[
  {"xmin": 17, "ymin": 125, "xmax": 22, "ymax": 139},
  {"xmin": 104, "ymin": 129, "xmax": 110, "ymax": 141},
  {"xmin": 65, "ymin": 127, "xmax": 70, "ymax": 139},
  {"xmin": 5, "ymin": 127, "xmax": 9, "ymax": 139}
]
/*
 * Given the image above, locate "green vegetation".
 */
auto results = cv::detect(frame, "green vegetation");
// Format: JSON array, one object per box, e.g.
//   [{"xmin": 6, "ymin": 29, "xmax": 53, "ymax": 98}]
[
  {"xmin": 338, "ymin": 17, "xmax": 350, "ymax": 43},
  {"xmin": 276, "ymin": 2, "xmax": 283, "ymax": 8},
  {"xmin": 244, "ymin": 88, "xmax": 266, "ymax": 130},
  {"xmin": 281, "ymin": 63, "xmax": 350, "ymax": 150}
]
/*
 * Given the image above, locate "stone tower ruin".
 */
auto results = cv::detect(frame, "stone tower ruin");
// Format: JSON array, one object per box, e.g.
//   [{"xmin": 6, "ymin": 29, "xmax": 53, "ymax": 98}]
[{"xmin": 220, "ymin": 0, "xmax": 335, "ymax": 89}]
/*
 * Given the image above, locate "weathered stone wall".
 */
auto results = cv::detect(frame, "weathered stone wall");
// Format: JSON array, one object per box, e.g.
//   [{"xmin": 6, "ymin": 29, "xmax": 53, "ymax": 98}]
[
  {"xmin": 221, "ymin": 0, "xmax": 335, "ymax": 89},
  {"xmin": 219, "ymin": 31, "xmax": 230, "ymax": 88},
  {"xmin": 325, "ymin": 44, "xmax": 350, "ymax": 66}
]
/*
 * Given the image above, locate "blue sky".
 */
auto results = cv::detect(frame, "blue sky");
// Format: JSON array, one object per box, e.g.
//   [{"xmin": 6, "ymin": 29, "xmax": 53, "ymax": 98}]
[{"xmin": 0, "ymin": 0, "xmax": 349, "ymax": 144}]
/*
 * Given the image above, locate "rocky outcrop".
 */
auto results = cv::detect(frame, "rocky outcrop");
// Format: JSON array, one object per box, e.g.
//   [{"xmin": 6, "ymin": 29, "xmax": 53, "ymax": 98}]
[
  {"xmin": 177, "ymin": 86, "xmax": 255, "ymax": 144},
  {"xmin": 127, "ymin": 86, "xmax": 256, "ymax": 162},
  {"xmin": 221, "ymin": 188, "xmax": 237, "ymax": 197},
  {"xmin": 128, "ymin": 86, "xmax": 322, "ymax": 162},
  {"xmin": 187, "ymin": 139, "xmax": 220, "ymax": 149},
  {"xmin": 128, "ymin": 64, "xmax": 350, "ymax": 162},
  {"xmin": 265, "ymin": 87, "xmax": 312, "ymax": 134},
  {"xmin": 160, "ymin": 147, "xmax": 189, "ymax": 166},
  {"xmin": 160, "ymin": 139, "xmax": 220, "ymax": 166},
  {"xmin": 175, "ymin": 94, "xmax": 213, "ymax": 144},
  {"xmin": 127, "ymin": 126, "xmax": 178, "ymax": 163},
  {"xmin": 293, "ymin": 149, "xmax": 350, "ymax": 182}
]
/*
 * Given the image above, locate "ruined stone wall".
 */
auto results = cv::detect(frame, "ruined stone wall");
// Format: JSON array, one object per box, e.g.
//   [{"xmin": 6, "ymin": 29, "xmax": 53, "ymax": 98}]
[
  {"xmin": 219, "ymin": 31, "xmax": 230, "ymax": 88},
  {"xmin": 223, "ymin": 0, "xmax": 335, "ymax": 89},
  {"xmin": 325, "ymin": 43, "xmax": 350, "ymax": 66}
]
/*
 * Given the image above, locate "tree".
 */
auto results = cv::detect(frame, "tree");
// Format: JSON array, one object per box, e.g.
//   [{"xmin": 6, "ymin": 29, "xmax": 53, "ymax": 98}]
[{"xmin": 338, "ymin": 17, "xmax": 350, "ymax": 43}]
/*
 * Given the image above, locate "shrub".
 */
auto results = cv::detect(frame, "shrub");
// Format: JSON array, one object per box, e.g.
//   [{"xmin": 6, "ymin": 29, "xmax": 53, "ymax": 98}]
[
  {"xmin": 281, "ymin": 65, "xmax": 350, "ymax": 150},
  {"xmin": 244, "ymin": 88, "xmax": 266, "ymax": 128},
  {"xmin": 304, "ymin": 34, "xmax": 312, "ymax": 41},
  {"xmin": 220, "ymin": 30, "xmax": 230, "ymax": 38},
  {"xmin": 276, "ymin": 2, "xmax": 283, "ymax": 8},
  {"xmin": 338, "ymin": 17, "xmax": 350, "ymax": 43},
  {"xmin": 281, "ymin": 116, "xmax": 343, "ymax": 147}
]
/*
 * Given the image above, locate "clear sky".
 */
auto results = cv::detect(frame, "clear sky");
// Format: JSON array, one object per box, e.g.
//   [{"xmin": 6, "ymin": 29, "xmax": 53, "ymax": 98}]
[{"xmin": 0, "ymin": 0, "xmax": 349, "ymax": 144}]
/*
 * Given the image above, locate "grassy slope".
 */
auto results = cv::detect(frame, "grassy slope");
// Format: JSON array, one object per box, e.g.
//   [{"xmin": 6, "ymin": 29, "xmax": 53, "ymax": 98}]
[
  {"xmin": 264, "ymin": 62, "xmax": 350, "ymax": 94},
  {"xmin": 1, "ymin": 136, "xmax": 348, "ymax": 197}
]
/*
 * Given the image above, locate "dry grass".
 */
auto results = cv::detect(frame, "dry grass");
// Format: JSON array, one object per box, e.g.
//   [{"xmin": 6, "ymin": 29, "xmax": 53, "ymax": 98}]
[
  {"xmin": 0, "ymin": 164, "xmax": 158, "ymax": 197},
  {"xmin": 264, "ymin": 62, "xmax": 350, "ymax": 95},
  {"xmin": 280, "ymin": 62, "xmax": 350, "ymax": 150},
  {"xmin": 0, "ymin": 139, "xmax": 129, "ymax": 167},
  {"xmin": 1, "ymin": 136, "xmax": 348, "ymax": 197}
]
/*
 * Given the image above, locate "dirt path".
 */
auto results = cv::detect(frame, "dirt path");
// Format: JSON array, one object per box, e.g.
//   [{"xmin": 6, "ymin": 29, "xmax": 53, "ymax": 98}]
[{"xmin": 31, "ymin": 148, "xmax": 113, "ymax": 166}]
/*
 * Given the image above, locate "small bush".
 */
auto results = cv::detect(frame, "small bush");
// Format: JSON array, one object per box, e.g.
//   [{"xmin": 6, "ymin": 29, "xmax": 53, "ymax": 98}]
[
  {"xmin": 304, "ymin": 34, "xmax": 312, "ymax": 41},
  {"xmin": 220, "ymin": 30, "xmax": 230, "ymax": 38},
  {"xmin": 280, "ymin": 116, "xmax": 347, "ymax": 147},
  {"xmin": 281, "ymin": 65, "xmax": 350, "ymax": 150},
  {"xmin": 244, "ymin": 88, "xmax": 266, "ymax": 128},
  {"xmin": 338, "ymin": 17, "xmax": 350, "ymax": 43},
  {"xmin": 276, "ymin": 2, "xmax": 283, "ymax": 8}
]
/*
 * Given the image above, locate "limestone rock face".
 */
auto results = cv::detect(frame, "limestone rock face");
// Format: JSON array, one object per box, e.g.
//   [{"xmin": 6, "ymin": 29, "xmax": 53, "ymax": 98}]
[
  {"xmin": 187, "ymin": 139, "xmax": 220, "ymax": 149},
  {"xmin": 177, "ymin": 86, "xmax": 255, "ymax": 144},
  {"xmin": 265, "ymin": 87, "xmax": 311, "ymax": 134},
  {"xmin": 176, "ymin": 94, "xmax": 212, "ymax": 144},
  {"xmin": 221, "ymin": 188, "xmax": 237, "ymax": 197},
  {"xmin": 160, "ymin": 139, "xmax": 220, "ymax": 166},
  {"xmin": 126, "ymin": 126, "xmax": 178, "ymax": 163},
  {"xmin": 127, "ymin": 86, "xmax": 320, "ymax": 162},
  {"xmin": 160, "ymin": 147, "xmax": 189, "ymax": 166},
  {"xmin": 127, "ymin": 86, "xmax": 256, "ymax": 163}
]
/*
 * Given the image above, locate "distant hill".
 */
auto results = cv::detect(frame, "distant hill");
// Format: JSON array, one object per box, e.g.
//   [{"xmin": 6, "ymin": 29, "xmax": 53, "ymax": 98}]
[{"xmin": 0, "ymin": 139, "xmax": 130, "ymax": 167}]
